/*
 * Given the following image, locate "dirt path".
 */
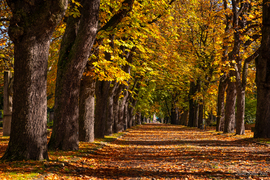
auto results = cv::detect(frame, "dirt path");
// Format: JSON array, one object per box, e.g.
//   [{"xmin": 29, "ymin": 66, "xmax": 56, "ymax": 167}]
[
  {"xmin": 0, "ymin": 124, "xmax": 270, "ymax": 179},
  {"xmin": 80, "ymin": 124, "xmax": 270, "ymax": 179}
]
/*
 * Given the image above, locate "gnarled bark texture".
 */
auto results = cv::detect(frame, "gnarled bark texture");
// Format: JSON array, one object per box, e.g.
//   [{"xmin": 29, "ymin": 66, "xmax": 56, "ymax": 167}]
[
  {"xmin": 255, "ymin": 1, "xmax": 270, "ymax": 138},
  {"xmin": 2, "ymin": 0, "xmax": 67, "ymax": 161},
  {"xmin": 48, "ymin": 0, "xmax": 100, "ymax": 150}
]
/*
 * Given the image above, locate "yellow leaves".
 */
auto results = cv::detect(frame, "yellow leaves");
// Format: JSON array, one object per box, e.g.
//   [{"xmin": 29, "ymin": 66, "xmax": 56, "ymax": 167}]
[
  {"xmin": 93, "ymin": 60, "xmax": 131, "ymax": 85},
  {"xmin": 66, "ymin": 0, "xmax": 82, "ymax": 18},
  {"xmin": 230, "ymin": 76, "xmax": 236, "ymax": 82}
]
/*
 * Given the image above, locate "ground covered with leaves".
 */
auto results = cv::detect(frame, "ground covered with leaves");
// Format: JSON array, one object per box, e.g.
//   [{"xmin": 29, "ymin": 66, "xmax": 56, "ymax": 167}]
[{"xmin": 0, "ymin": 124, "xmax": 270, "ymax": 179}]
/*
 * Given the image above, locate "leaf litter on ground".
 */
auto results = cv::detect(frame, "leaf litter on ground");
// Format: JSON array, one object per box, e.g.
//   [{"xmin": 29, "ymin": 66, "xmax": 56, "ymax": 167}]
[{"xmin": 0, "ymin": 124, "xmax": 270, "ymax": 179}]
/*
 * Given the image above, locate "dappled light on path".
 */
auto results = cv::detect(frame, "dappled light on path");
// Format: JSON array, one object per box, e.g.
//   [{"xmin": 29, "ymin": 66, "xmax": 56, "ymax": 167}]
[{"xmin": 0, "ymin": 124, "xmax": 270, "ymax": 179}]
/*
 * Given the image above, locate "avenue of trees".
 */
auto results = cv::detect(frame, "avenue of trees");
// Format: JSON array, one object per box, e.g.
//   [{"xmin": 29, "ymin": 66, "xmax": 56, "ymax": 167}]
[{"xmin": 0, "ymin": 0, "xmax": 269, "ymax": 161}]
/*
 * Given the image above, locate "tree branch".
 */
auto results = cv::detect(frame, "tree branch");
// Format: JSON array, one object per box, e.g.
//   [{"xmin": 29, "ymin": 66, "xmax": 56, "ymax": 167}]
[
  {"xmin": 241, "ymin": 24, "xmax": 260, "ymax": 34},
  {"xmin": 243, "ymin": 34, "xmax": 261, "ymax": 47},
  {"xmin": 98, "ymin": 0, "xmax": 135, "ymax": 32},
  {"xmin": 245, "ymin": 47, "xmax": 260, "ymax": 64},
  {"xmin": 147, "ymin": 0, "xmax": 176, "ymax": 24}
]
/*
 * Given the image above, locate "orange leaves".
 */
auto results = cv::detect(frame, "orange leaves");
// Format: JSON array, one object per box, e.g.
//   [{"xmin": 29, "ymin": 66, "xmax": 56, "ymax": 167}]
[{"xmin": 1, "ymin": 124, "xmax": 270, "ymax": 179}]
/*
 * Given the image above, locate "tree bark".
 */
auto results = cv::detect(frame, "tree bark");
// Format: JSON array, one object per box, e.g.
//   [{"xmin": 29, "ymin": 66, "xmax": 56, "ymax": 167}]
[
  {"xmin": 254, "ymin": 0, "xmax": 270, "ymax": 138},
  {"xmin": 198, "ymin": 102, "xmax": 204, "ymax": 129},
  {"xmin": 236, "ymin": 86, "xmax": 245, "ymax": 135},
  {"xmin": 224, "ymin": 80, "xmax": 236, "ymax": 133},
  {"xmin": 171, "ymin": 107, "xmax": 178, "ymax": 124},
  {"xmin": 188, "ymin": 81, "xmax": 198, "ymax": 127},
  {"xmin": 94, "ymin": 80, "xmax": 110, "ymax": 138},
  {"xmin": 79, "ymin": 66, "xmax": 95, "ymax": 142},
  {"xmin": 105, "ymin": 82, "xmax": 118, "ymax": 135},
  {"xmin": 216, "ymin": 79, "xmax": 227, "ymax": 131},
  {"xmin": 113, "ymin": 84, "xmax": 124, "ymax": 133},
  {"xmin": 180, "ymin": 110, "xmax": 188, "ymax": 126},
  {"xmin": 2, "ymin": 0, "xmax": 67, "ymax": 161},
  {"xmin": 48, "ymin": 0, "xmax": 100, "ymax": 150},
  {"xmin": 119, "ymin": 90, "xmax": 129, "ymax": 130}
]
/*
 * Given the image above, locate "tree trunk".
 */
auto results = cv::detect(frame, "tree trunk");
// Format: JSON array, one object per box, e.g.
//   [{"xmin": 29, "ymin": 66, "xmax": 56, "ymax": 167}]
[
  {"xmin": 113, "ymin": 86, "xmax": 121, "ymax": 133},
  {"xmin": 171, "ymin": 107, "xmax": 177, "ymax": 124},
  {"xmin": 94, "ymin": 80, "xmax": 110, "ymax": 138},
  {"xmin": 136, "ymin": 112, "xmax": 141, "ymax": 125},
  {"xmin": 48, "ymin": 0, "xmax": 100, "ymax": 150},
  {"xmin": 3, "ymin": 71, "xmax": 12, "ymax": 136},
  {"xmin": 119, "ymin": 90, "xmax": 129, "ymax": 131},
  {"xmin": 198, "ymin": 102, "xmax": 204, "ymax": 129},
  {"xmin": 180, "ymin": 110, "xmax": 188, "ymax": 126},
  {"xmin": 124, "ymin": 102, "xmax": 131, "ymax": 130},
  {"xmin": 254, "ymin": 1, "xmax": 270, "ymax": 138},
  {"xmin": 79, "ymin": 69, "xmax": 95, "ymax": 142},
  {"xmin": 188, "ymin": 81, "xmax": 198, "ymax": 127},
  {"xmin": 2, "ymin": 0, "xmax": 67, "ymax": 161},
  {"xmin": 236, "ymin": 86, "xmax": 245, "ymax": 135},
  {"xmin": 128, "ymin": 103, "xmax": 133, "ymax": 128},
  {"xmin": 106, "ymin": 93, "xmax": 114, "ymax": 135},
  {"xmin": 216, "ymin": 79, "xmax": 227, "ymax": 131},
  {"xmin": 224, "ymin": 80, "xmax": 236, "ymax": 133}
]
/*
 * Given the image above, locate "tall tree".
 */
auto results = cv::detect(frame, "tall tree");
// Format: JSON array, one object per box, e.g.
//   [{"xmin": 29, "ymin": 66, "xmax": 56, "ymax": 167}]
[
  {"xmin": 254, "ymin": 0, "xmax": 270, "ymax": 138},
  {"xmin": 48, "ymin": 0, "xmax": 100, "ymax": 150},
  {"xmin": 1, "ymin": 0, "xmax": 67, "ymax": 160}
]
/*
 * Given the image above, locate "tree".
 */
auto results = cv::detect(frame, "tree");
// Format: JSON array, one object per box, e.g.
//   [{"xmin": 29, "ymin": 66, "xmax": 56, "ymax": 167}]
[
  {"xmin": 254, "ymin": 0, "xmax": 270, "ymax": 138},
  {"xmin": 48, "ymin": 0, "xmax": 100, "ymax": 150},
  {"xmin": 1, "ymin": 0, "xmax": 68, "ymax": 160}
]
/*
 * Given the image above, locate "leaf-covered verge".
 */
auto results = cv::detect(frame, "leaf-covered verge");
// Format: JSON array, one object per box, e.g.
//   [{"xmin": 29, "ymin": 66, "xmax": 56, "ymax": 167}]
[{"xmin": 0, "ymin": 124, "xmax": 270, "ymax": 179}]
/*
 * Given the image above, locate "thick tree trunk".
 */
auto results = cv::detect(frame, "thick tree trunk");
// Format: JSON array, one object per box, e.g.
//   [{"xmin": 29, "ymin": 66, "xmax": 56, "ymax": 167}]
[
  {"xmin": 79, "ymin": 70, "xmax": 95, "ymax": 142},
  {"xmin": 171, "ymin": 107, "xmax": 177, "ymax": 125},
  {"xmin": 194, "ymin": 104, "xmax": 199, "ymax": 127},
  {"xmin": 106, "ymin": 94, "xmax": 114, "ymax": 135},
  {"xmin": 142, "ymin": 116, "xmax": 146, "ymax": 123},
  {"xmin": 113, "ymin": 88, "xmax": 121, "ymax": 133},
  {"xmin": 119, "ymin": 90, "xmax": 129, "ymax": 131},
  {"xmin": 3, "ymin": 71, "xmax": 12, "ymax": 136},
  {"xmin": 128, "ymin": 103, "xmax": 133, "ymax": 128},
  {"xmin": 224, "ymin": 80, "xmax": 236, "ymax": 133},
  {"xmin": 94, "ymin": 80, "xmax": 110, "ymax": 138},
  {"xmin": 198, "ymin": 102, "xmax": 204, "ymax": 129},
  {"xmin": 180, "ymin": 110, "xmax": 188, "ymax": 126},
  {"xmin": 136, "ymin": 112, "xmax": 141, "ymax": 125},
  {"xmin": 105, "ymin": 82, "xmax": 118, "ymax": 135},
  {"xmin": 255, "ymin": 1, "xmax": 270, "ymax": 138},
  {"xmin": 216, "ymin": 79, "xmax": 226, "ymax": 131},
  {"xmin": 48, "ymin": 0, "xmax": 100, "ymax": 150},
  {"xmin": 236, "ymin": 87, "xmax": 245, "ymax": 135},
  {"xmin": 2, "ymin": 0, "xmax": 67, "ymax": 161},
  {"xmin": 124, "ymin": 101, "xmax": 130, "ymax": 128},
  {"xmin": 188, "ymin": 81, "xmax": 198, "ymax": 127}
]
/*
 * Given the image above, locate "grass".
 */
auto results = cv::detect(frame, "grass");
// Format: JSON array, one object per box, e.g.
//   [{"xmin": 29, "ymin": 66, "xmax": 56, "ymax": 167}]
[{"xmin": 0, "ymin": 127, "xmax": 127, "ymax": 180}]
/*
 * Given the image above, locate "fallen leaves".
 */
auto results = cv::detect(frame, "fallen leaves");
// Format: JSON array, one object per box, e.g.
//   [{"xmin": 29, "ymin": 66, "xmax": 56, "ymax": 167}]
[{"xmin": 0, "ymin": 124, "xmax": 270, "ymax": 179}]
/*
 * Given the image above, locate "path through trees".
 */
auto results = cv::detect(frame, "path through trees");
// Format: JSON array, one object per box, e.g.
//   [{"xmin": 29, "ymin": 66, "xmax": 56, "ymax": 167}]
[{"xmin": 0, "ymin": 124, "xmax": 269, "ymax": 179}]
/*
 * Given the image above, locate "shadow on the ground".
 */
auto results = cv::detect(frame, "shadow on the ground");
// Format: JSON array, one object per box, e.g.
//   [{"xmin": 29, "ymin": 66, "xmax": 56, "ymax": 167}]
[{"xmin": 0, "ymin": 124, "xmax": 268, "ymax": 179}]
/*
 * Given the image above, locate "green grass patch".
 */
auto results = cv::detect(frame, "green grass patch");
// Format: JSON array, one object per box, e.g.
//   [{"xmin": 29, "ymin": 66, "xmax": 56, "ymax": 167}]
[
  {"xmin": 6, "ymin": 172, "xmax": 39, "ymax": 179},
  {"xmin": 257, "ymin": 138, "xmax": 270, "ymax": 144}
]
